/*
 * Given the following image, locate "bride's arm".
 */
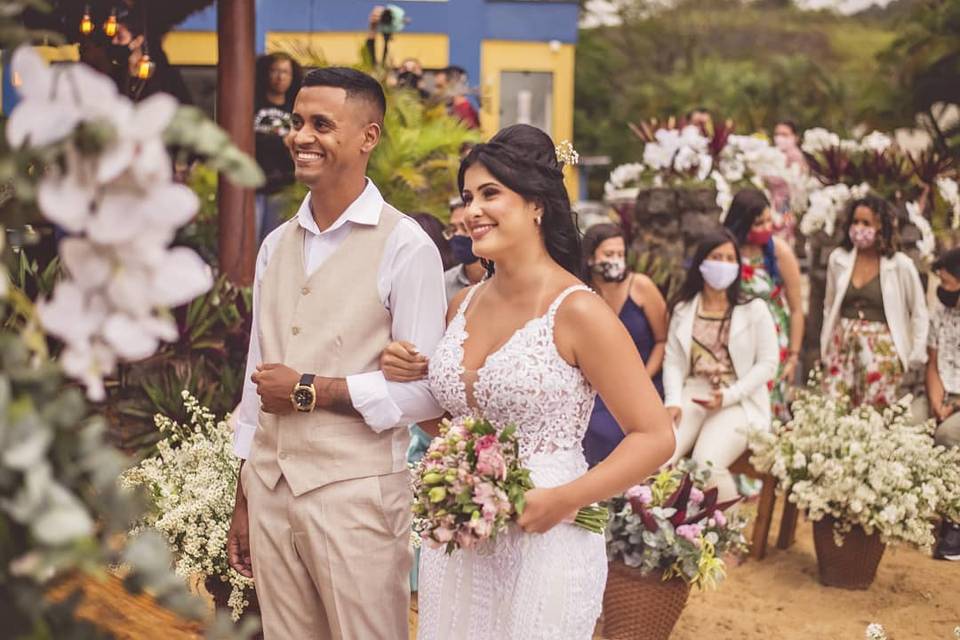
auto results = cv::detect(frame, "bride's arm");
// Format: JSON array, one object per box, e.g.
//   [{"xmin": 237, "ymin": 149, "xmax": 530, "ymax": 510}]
[
  {"xmin": 518, "ymin": 290, "xmax": 676, "ymax": 534},
  {"xmin": 381, "ymin": 286, "xmax": 469, "ymax": 382}
]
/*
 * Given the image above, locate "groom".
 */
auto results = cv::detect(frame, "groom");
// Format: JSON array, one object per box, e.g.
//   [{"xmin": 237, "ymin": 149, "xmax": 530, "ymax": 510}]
[{"xmin": 227, "ymin": 67, "xmax": 446, "ymax": 639}]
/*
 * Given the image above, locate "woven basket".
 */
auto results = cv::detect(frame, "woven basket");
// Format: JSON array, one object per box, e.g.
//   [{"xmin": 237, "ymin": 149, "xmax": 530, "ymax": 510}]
[
  {"xmin": 812, "ymin": 516, "xmax": 886, "ymax": 590},
  {"xmin": 602, "ymin": 562, "xmax": 691, "ymax": 640}
]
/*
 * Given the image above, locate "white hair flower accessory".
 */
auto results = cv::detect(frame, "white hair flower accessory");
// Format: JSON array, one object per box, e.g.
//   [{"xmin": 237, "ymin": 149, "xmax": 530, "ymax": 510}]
[{"xmin": 555, "ymin": 140, "xmax": 579, "ymax": 167}]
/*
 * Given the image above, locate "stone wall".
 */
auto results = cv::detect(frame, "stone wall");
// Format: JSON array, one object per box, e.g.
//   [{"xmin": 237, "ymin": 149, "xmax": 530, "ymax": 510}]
[{"xmin": 630, "ymin": 187, "xmax": 722, "ymax": 297}]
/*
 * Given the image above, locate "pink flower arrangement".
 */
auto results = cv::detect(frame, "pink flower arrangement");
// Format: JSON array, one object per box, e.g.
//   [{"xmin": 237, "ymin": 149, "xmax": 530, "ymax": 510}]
[{"xmin": 412, "ymin": 416, "xmax": 608, "ymax": 554}]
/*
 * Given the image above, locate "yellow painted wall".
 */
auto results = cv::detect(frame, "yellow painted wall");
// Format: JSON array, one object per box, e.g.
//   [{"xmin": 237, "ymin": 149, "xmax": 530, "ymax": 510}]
[
  {"xmin": 36, "ymin": 45, "xmax": 80, "ymax": 62},
  {"xmin": 480, "ymin": 40, "xmax": 578, "ymax": 199},
  {"xmin": 266, "ymin": 32, "xmax": 448, "ymax": 69},
  {"xmin": 163, "ymin": 32, "xmax": 218, "ymax": 65}
]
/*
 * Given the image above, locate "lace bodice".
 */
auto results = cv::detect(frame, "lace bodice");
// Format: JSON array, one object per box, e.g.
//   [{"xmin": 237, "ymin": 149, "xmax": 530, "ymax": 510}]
[{"xmin": 428, "ymin": 283, "xmax": 597, "ymax": 460}]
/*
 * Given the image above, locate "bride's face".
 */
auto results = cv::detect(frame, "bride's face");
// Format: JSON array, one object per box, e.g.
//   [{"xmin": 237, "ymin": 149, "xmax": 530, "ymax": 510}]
[{"xmin": 460, "ymin": 163, "xmax": 542, "ymax": 262}]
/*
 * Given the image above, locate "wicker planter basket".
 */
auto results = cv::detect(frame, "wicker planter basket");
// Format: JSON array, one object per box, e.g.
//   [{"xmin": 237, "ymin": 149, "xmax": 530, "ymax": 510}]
[
  {"xmin": 204, "ymin": 576, "xmax": 262, "ymax": 638},
  {"xmin": 602, "ymin": 562, "xmax": 691, "ymax": 640},
  {"xmin": 812, "ymin": 516, "xmax": 886, "ymax": 590}
]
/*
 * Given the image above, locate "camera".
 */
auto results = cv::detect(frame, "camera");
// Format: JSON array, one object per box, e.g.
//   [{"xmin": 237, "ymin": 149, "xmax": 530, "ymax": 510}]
[{"xmin": 377, "ymin": 4, "xmax": 408, "ymax": 35}]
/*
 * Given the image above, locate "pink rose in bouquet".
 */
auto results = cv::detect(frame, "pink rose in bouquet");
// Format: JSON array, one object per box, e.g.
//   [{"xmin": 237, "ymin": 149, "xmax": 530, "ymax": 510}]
[{"xmin": 412, "ymin": 416, "xmax": 609, "ymax": 554}]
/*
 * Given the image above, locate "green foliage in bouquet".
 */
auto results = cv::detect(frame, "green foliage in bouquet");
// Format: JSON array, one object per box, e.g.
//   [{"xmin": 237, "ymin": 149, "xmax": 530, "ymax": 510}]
[
  {"xmin": 749, "ymin": 377, "xmax": 960, "ymax": 549},
  {"xmin": 606, "ymin": 460, "xmax": 748, "ymax": 590},
  {"xmin": 122, "ymin": 392, "xmax": 254, "ymax": 621}
]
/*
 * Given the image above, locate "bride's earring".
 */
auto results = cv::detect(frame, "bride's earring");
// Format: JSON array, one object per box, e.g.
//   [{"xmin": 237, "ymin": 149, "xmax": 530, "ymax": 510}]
[{"xmin": 534, "ymin": 215, "xmax": 542, "ymax": 226}]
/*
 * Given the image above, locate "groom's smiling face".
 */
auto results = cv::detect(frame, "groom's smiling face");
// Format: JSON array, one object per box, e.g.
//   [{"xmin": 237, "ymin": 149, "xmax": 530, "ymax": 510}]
[
  {"xmin": 460, "ymin": 163, "xmax": 543, "ymax": 262},
  {"xmin": 287, "ymin": 85, "xmax": 381, "ymax": 189}
]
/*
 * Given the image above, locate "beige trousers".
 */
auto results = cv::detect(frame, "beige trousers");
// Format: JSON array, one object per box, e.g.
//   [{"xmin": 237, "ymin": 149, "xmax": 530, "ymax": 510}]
[{"xmin": 241, "ymin": 464, "xmax": 412, "ymax": 639}]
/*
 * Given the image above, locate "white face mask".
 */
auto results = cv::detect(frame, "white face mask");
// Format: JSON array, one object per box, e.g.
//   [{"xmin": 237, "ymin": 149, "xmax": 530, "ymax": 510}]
[{"xmin": 699, "ymin": 260, "xmax": 739, "ymax": 291}]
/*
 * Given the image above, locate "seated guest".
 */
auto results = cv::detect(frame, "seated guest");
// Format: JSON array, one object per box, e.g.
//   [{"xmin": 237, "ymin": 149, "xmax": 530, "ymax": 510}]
[
  {"xmin": 663, "ymin": 230, "xmax": 779, "ymax": 501},
  {"xmin": 581, "ymin": 223, "xmax": 668, "ymax": 466},
  {"xmin": 913, "ymin": 247, "xmax": 960, "ymax": 560}
]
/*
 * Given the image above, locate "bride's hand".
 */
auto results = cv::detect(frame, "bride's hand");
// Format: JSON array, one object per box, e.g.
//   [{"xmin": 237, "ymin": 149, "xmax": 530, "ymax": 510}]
[
  {"xmin": 517, "ymin": 487, "xmax": 576, "ymax": 534},
  {"xmin": 381, "ymin": 341, "xmax": 429, "ymax": 382}
]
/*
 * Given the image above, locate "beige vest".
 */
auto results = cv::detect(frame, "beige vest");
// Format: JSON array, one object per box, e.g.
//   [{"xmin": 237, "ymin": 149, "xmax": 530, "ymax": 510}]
[{"xmin": 249, "ymin": 205, "xmax": 410, "ymax": 496}]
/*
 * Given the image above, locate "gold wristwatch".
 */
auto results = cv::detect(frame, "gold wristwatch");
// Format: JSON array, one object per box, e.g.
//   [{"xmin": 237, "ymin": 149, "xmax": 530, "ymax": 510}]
[{"xmin": 291, "ymin": 373, "xmax": 317, "ymax": 412}]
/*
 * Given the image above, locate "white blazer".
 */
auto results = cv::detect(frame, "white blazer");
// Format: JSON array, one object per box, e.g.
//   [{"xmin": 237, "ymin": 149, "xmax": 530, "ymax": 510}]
[
  {"xmin": 820, "ymin": 248, "xmax": 928, "ymax": 371},
  {"xmin": 663, "ymin": 295, "xmax": 779, "ymax": 431}
]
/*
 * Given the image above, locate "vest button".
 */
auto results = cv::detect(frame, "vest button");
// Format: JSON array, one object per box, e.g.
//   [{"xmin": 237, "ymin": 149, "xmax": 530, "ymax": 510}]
[
  {"xmin": 279, "ymin": 451, "xmax": 289, "ymax": 460},
  {"xmin": 301, "ymin": 286, "xmax": 310, "ymax": 295},
  {"xmin": 291, "ymin": 326, "xmax": 300, "ymax": 335}
]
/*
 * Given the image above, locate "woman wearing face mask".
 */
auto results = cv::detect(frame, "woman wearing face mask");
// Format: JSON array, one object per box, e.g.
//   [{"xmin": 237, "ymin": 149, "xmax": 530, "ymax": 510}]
[
  {"xmin": 663, "ymin": 230, "xmax": 779, "ymax": 501},
  {"xmin": 723, "ymin": 189, "xmax": 804, "ymax": 420},
  {"xmin": 580, "ymin": 223, "xmax": 668, "ymax": 466},
  {"xmin": 821, "ymin": 194, "xmax": 928, "ymax": 408}
]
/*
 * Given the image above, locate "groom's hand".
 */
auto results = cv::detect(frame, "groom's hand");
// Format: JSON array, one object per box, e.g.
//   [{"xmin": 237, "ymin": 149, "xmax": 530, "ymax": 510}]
[
  {"xmin": 252, "ymin": 363, "xmax": 299, "ymax": 414},
  {"xmin": 227, "ymin": 482, "xmax": 254, "ymax": 578}
]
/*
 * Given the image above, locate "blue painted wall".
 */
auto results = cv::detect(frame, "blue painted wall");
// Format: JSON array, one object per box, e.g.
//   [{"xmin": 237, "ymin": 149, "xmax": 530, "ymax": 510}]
[{"xmin": 178, "ymin": 1, "xmax": 578, "ymax": 99}]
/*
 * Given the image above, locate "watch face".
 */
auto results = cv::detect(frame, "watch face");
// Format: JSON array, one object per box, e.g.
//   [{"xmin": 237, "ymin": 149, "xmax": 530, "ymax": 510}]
[{"xmin": 294, "ymin": 387, "xmax": 313, "ymax": 407}]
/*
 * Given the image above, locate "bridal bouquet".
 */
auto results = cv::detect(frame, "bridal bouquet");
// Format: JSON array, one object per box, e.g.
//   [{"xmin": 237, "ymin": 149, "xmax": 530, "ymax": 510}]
[{"xmin": 412, "ymin": 416, "xmax": 608, "ymax": 553}]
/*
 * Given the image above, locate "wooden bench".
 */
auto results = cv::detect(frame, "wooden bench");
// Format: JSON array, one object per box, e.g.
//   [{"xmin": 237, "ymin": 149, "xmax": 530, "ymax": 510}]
[{"xmin": 728, "ymin": 450, "xmax": 797, "ymax": 559}]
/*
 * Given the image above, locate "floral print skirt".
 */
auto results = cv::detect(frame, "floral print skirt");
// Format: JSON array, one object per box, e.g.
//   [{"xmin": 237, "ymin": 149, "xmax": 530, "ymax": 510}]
[{"xmin": 824, "ymin": 317, "xmax": 903, "ymax": 409}]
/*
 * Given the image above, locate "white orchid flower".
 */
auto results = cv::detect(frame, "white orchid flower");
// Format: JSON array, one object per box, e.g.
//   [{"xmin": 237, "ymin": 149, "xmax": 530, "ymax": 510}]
[
  {"xmin": 97, "ymin": 93, "xmax": 178, "ymax": 186},
  {"xmin": 60, "ymin": 342, "xmax": 117, "ymax": 402},
  {"xmin": 36, "ymin": 282, "xmax": 107, "ymax": 349},
  {"xmin": 59, "ymin": 238, "xmax": 112, "ymax": 291},
  {"xmin": 36, "ymin": 148, "xmax": 97, "ymax": 234},
  {"xmin": 102, "ymin": 314, "xmax": 160, "ymax": 361},
  {"xmin": 150, "ymin": 248, "xmax": 214, "ymax": 308}
]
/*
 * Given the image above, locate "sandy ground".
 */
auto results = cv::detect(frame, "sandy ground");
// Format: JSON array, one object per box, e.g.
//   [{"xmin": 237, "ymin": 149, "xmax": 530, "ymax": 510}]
[
  {"xmin": 50, "ymin": 506, "xmax": 959, "ymax": 640},
  {"xmin": 669, "ymin": 515, "xmax": 960, "ymax": 640}
]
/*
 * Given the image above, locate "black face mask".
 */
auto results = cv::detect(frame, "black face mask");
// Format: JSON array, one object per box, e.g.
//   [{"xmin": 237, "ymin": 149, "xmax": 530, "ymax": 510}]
[{"xmin": 937, "ymin": 286, "xmax": 960, "ymax": 308}]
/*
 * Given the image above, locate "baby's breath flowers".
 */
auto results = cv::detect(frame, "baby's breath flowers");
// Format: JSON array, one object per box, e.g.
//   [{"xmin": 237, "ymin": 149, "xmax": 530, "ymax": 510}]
[{"xmin": 122, "ymin": 391, "xmax": 253, "ymax": 620}]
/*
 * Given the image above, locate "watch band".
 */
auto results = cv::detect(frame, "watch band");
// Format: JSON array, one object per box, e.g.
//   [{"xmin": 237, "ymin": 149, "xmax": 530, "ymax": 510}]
[{"xmin": 299, "ymin": 373, "xmax": 316, "ymax": 387}]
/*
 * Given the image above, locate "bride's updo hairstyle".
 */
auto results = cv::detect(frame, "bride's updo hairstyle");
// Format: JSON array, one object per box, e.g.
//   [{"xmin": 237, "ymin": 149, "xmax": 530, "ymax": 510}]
[{"xmin": 457, "ymin": 124, "xmax": 582, "ymax": 276}]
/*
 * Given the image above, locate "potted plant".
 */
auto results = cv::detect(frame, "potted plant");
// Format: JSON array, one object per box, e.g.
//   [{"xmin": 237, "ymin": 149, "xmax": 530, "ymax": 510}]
[
  {"xmin": 749, "ymin": 381, "xmax": 960, "ymax": 590},
  {"xmin": 603, "ymin": 460, "xmax": 748, "ymax": 640},
  {"xmin": 121, "ymin": 391, "xmax": 257, "ymax": 623}
]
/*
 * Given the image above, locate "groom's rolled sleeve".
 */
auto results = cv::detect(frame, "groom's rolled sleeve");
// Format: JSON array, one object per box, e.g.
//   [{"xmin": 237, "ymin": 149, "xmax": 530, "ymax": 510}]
[{"xmin": 346, "ymin": 219, "xmax": 447, "ymax": 432}]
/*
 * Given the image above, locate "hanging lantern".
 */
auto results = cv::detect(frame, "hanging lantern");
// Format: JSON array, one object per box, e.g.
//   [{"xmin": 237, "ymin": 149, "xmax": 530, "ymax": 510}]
[
  {"xmin": 136, "ymin": 54, "xmax": 155, "ymax": 80},
  {"xmin": 103, "ymin": 10, "xmax": 119, "ymax": 38},
  {"xmin": 79, "ymin": 6, "xmax": 94, "ymax": 36}
]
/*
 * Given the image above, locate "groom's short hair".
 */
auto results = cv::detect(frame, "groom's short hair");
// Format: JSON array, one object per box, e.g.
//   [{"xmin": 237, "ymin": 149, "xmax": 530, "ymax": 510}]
[{"xmin": 301, "ymin": 67, "xmax": 386, "ymax": 125}]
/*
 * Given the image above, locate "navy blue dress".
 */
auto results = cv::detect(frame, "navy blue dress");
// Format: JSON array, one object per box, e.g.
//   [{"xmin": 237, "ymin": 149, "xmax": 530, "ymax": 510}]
[{"xmin": 582, "ymin": 293, "xmax": 664, "ymax": 467}]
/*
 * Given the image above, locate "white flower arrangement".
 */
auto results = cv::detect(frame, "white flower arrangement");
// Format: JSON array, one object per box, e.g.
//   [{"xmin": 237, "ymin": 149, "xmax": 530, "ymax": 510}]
[
  {"xmin": 906, "ymin": 201, "xmax": 936, "ymax": 263},
  {"xmin": 749, "ymin": 383, "xmax": 960, "ymax": 550},
  {"xmin": 121, "ymin": 392, "xmax": 253, "ymax": 620},
  {"xmin": 801, "ymin": 127, "xmax": 842, "ymax": 154},
  {"xmin": 603, "ymin": 162, "xmax": 647, "ymax": 202},
  {"xmin": 798, "ymin": 182, "xmax": 870, "ymax": 237},
  {"xmin": 936, "ymin": 176, "xmax": 960, "ymax": 230},
  {"xmin": 860, "ymin": 130, "xmax": 893, "ymax": 154},
  {"xmin": 6, "ymin": 46, "xmax": 214, "ymax": 401}
]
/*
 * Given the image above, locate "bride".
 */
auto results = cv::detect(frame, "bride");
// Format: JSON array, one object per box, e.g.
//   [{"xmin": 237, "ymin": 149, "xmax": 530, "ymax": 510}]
[{"xmin": 383, "ymin": 124, "xmax": 675, "ymax": 640}]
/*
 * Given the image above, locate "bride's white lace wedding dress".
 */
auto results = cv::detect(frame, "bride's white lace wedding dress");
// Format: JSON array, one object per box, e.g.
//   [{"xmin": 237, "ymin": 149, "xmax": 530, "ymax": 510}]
[{"xmin": 417, "ymin": 283, "xmax": 608, "ymax": 640}]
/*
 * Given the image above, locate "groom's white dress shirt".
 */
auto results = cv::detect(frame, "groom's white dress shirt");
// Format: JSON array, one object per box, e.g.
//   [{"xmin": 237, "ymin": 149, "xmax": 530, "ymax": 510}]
[{"xmin": 233, "ymin": 179, "xmax": 446, "ymax": 459}]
